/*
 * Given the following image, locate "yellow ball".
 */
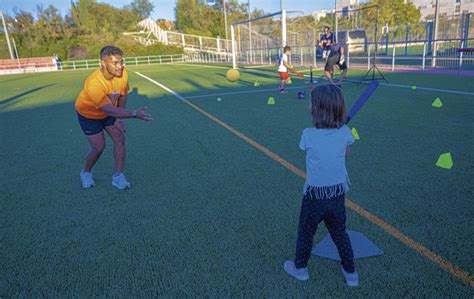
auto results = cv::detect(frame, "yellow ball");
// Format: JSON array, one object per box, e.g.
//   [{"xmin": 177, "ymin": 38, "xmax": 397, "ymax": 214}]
[{"xmin": 226, "ymin": 69, "xmax": 240, "ymax": 82}]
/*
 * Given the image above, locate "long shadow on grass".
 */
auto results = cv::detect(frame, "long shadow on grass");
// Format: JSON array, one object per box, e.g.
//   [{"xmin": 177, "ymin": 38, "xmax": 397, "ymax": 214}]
[
  {"xmin": 0, "ymin": 84, "xmax": 56, "ymax": 106},
  {"xmin": 0, "ymin": 74, "xmax": 38, "ymax": 84},
  {"xmin": 213, "ymin": 72, "xmax": 254, "ymax": 87},
  {"xmin": 177, "ymin": 77, "xmax": 238, "ymax": 95}
]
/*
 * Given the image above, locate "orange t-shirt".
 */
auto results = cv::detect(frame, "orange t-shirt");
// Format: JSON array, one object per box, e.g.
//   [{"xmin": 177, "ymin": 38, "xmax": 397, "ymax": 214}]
[{"xmin": 75, "ymin": 68, "xmax": 129, "ymax": 119}]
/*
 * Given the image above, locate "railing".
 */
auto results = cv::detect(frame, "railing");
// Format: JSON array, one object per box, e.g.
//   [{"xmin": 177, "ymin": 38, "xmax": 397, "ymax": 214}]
[
  {"xmin": 53, "ymin": 53, "xmax": 234, "ymax": 72},
  {"xmin": 134, "ymin": 17, "xmax": 231, "ymax": 53},
  {"xmin": 58, "ymin": 54, "xmax": 189, "ymax": 71},
  {"xmin": 2, "ymin": 38, "xmax": 472, "ymax": 76},
  {"xmin": 232, "ymin": 38, "xmax": 474, "ymax": 71}
]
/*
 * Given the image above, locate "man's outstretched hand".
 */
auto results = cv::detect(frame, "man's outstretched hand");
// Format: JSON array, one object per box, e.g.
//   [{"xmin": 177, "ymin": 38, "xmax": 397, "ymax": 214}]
[{"xmin": 135, "ymin": 107, "xmax": 153, "ymax": 121}]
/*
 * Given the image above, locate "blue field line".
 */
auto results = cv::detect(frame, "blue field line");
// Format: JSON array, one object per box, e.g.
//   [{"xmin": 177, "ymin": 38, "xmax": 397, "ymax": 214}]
[
  {"xmin": 177, "ymin": 63, "xmax": 474, "ymax": 96},
  {"xmin": 380, "ymin": 82, "xmax": 474, "ymax": 96},
  {"xmin": 185, "ymin": 85, "xmax": 308, "ymax": 99}
]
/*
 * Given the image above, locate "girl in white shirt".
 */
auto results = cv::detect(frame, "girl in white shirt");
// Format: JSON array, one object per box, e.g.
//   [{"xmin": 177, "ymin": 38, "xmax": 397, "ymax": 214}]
[{"xmin": 284, "ymin": 84, "xmax": 359, "ymax": 287}]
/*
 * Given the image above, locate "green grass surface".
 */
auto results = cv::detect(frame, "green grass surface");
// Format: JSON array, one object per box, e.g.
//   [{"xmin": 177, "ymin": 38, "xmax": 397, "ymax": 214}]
[{"xmin": 1, "ymin": 64, "xmax": 473, "ymax": 297}]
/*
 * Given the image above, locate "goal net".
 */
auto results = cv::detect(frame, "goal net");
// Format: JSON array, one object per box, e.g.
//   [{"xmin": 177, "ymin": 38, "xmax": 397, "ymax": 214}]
[
  {"xmin": 230, "ymin": 10, "xmax": 287, "ymax": 69},
  {"xmin": 331, "ymin": 4, "xmax": 380, "ymax": 69}
]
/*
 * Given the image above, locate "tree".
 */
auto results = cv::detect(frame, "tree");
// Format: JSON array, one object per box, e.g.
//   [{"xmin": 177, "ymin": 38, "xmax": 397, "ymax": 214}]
[
  {"xmin": 129, "ymin": 0, "xmax": 154, "ymax": 19},
  {"xmin": 71, "ymin": 0, "xmax": 140, "ymax": 35},
  {"xmin": 4, "ymin": 1, "xmax": 184, "ymax": 60},
  {"xmin": 175, "ymin": 0, "xmax": 263, "ymax": 38},
  {"xmin": 359, "ymin": 0, "xmax": 421, "ymax": 33}
]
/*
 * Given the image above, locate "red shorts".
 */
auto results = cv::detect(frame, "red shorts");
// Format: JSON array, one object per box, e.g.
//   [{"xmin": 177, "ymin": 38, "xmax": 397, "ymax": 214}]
[{"xmin": 279, "ymin": 71, "xmax": 290, "ymax": 80}]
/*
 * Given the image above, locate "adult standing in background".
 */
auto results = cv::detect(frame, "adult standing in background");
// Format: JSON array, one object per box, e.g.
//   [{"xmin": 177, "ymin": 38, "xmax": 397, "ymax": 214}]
[{"xmin": 319, "ymin": 26, "xmax": 335, "ymax": 61}]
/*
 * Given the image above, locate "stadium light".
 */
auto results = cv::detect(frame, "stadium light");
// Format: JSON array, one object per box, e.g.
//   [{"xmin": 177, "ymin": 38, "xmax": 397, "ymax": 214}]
[
  {"xmin": 0, "ymin": 9, "xmax": 14, "ymax": 59},
  {"xmin": 432, "ymin": 0, "xmax": 439, "ymax": 67}
]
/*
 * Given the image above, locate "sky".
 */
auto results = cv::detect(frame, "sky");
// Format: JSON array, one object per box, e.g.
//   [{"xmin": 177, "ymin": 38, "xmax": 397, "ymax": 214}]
[{"xmin": 1, "ymin": 0, "xmax": 335, "ymax": 21}]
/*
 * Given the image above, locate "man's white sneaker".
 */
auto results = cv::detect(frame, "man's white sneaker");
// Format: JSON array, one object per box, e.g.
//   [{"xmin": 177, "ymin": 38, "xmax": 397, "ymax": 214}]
[
  {"xmin": 339, "ymin": 55, "xmax": 345, "ymax": 65},
  {"xmin": 112, "ymin": 173, "xmax": 130, "ymax": 190},
  {"xmin": 284, "ymin": 260, "xmax": 309, "ymax": 281},
  {"xmin": 341, "ymin": 267, "xmax": 359, "ymax": 287},
  {"xmin": 80, "ymin": 171, "xmax": 95, "ymax": 188}
]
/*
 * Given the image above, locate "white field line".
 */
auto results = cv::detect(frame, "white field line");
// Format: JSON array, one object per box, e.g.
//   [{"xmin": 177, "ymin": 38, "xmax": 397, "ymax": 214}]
[{"xmin": 135, "ymin": 72, "xmax": 186, "ymax": 100}]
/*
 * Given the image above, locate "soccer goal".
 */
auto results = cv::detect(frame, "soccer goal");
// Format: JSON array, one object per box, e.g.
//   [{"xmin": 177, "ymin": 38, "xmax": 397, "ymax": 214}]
[{"xmin": 230, "ymin": 10, "xmax": 288, "ymax": 69}]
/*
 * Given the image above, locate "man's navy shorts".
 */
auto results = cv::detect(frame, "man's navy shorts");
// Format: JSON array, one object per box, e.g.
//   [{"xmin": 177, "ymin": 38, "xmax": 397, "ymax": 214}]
[{"xmin": 77, "ymin": 112, "xmax": 116, "ymax": 136}]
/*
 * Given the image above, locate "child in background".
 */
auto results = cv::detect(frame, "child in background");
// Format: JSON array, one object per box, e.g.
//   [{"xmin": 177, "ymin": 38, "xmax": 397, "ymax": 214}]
[
  {"xmin": 278, "ymin": 46, "xmax": 293, "ymax": 94},
  {"xmin": 284, "ymin": 84, "xmax": 359, "ymax": 287}
]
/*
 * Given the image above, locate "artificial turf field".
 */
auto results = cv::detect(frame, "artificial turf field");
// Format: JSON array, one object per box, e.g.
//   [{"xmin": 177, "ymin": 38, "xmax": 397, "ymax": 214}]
[{"xmin": 1, "ymin": 63, "xmax": 473, "ymax": 297}]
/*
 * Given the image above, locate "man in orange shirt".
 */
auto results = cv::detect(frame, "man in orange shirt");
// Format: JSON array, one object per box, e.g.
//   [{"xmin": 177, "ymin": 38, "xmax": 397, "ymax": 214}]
[{"xmin": 75, "ymin": 46, "xmax": 152, "ymax": 189}]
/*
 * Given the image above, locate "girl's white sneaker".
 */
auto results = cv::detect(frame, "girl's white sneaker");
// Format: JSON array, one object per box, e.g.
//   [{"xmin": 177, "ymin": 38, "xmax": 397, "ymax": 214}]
[
  {"xmin": 341, "ymin": 267, "xmax": 359, "ymax": 287},
  {"xmin": 284, "ymin": 260, "xmax": 309, "ymax": 281}
]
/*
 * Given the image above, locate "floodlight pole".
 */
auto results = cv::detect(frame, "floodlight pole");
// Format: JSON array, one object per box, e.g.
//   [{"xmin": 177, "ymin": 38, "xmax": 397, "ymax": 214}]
[
  {"xmin": 223, "ymin": 1, "xmax": 228, "ymax": 52},
  {"xmin": 432, "ymin": 0, "xmax": 439, "ymax": 67},
  {"xmin": 282, "ymin": 9, "xmax": 287, "ymax": 47},
  {"xmin": 231, "ymin": 24, "xmax": 237, "ymax": 69},
  {"xmin": 0, "ymin": 9, "xmax": 14, "ymax": 60},
  {"xmin": 11, "ymin": 36, "xmax": 19, "ymax": 58},
  {"xmin": 375, "ymin": 5, "xmax": 379, "ymax": 53},
  {"xmin": 335, "ymin": 0, "xmax": 338, "ymax": 42},
  {"xmin": 248, "ymin": 0, "xmax": 252, "ymax": 63}
]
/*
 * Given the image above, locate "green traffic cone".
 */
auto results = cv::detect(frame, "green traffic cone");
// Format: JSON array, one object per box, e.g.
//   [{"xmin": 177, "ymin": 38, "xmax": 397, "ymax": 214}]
[
  {"xmin": 435, "ymin": 152, "xmax": 453, "ymax": 169},
  {"xmin": 287, "ymin": 78, "xmax": 292, "ymax": 85},
  {"xmin": 267, "ymin": 97, "xmax": 275, "ymax": 105},
  {"xmin": 254, "ymin": 81, "xmax": 260, "ymax": 87},
  {"xmin": 432, "ymin": 97, "xmax": 443, "ymax": 108},
  {"xmin": 351, "ymin": 127, "xmax": 360, "ymax": 140}
]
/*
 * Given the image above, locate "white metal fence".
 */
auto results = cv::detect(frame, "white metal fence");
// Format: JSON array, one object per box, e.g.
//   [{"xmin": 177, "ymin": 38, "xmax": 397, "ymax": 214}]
[
  {"xmin": 55, "ymin": 53, "xmax": 233, "ymax": 71},
  {"xmin": 233, "ymin": 38, "xmax": 474, "ymax": 71},
  {"xmin": 58, "ymin": 54, "xmax": 188, "ymax": 71},
  {"xmin": 5, "ymin": 37, "xmax": 470, "ymax": 75},
  {"xmin": 134, "ymin": 18, "xmax": 231, "ymax": 53}
]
